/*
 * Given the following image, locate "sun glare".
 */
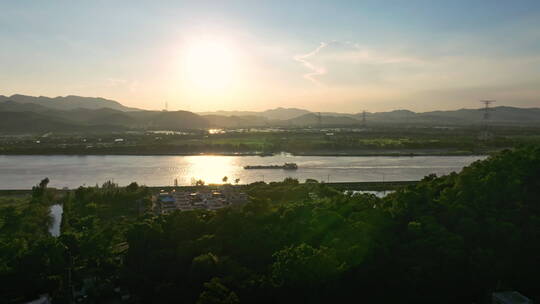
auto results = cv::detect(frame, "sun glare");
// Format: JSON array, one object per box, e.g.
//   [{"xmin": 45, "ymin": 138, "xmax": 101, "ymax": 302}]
[
  {"xmin": 184, "ymin": 155, "xmax": 238, "ymax": 185},
  {"xmin": 181, "ymin": 39, "xmax": 240, "ymax": 91}
]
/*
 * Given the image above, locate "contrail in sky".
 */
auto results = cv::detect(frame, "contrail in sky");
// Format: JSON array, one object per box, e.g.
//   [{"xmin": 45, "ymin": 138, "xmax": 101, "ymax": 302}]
[{"xmin": 294, "ymin": 42, "xmax": 328, "ymax": 85}]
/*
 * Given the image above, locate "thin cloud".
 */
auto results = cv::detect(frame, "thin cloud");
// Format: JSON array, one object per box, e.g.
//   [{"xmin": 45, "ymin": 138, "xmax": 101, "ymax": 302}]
[
  {"xmin": 107, "ymin": 78, "xmax": 129, "ymax": 86},
  {"xmin": 107, "ymin": 78, "xmax": 140, "ymax": 92},
  {"xmin": 294, "ymin": 41, "xmax": 424, "ymax": 86}
]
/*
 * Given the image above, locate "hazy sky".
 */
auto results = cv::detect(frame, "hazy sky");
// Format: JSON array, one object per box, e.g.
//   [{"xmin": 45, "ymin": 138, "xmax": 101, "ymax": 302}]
[{"xmin": 1, "ymin": 1, "xmax": 540, "ymax": 112}]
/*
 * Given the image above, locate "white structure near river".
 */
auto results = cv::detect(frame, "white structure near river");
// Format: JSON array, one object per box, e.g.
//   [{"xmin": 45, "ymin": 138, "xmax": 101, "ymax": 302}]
[{"xmin": 48, "ymin": 204, "xmax": 63, "ymax": 237}]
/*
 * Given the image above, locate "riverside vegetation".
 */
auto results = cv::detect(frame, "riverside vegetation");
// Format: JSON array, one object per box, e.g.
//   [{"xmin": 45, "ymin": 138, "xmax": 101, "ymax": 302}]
[
  {"xmin": 2, "ymin": 126, "xmax": 540, "ymax": 156},
  {"xmin": 0, "ymin": 146, "xmax": 539, "ymax": 303}
]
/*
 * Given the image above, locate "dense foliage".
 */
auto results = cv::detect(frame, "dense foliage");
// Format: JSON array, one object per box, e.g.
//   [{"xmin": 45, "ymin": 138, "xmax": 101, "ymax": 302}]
[
  {"xmin": 0, "ymin": 180, "xmax": 150, "ymax": 303},
  {"xmin": 1, "ymin": 146, "xmax": 539, "ymax": 303},
  {"xmin": 122, "ymin": 146, "xmax": 540, "ymax": 303},
  {"xmin": 0, "ymin": 179, "xmax": 61, "ymax": 302}
]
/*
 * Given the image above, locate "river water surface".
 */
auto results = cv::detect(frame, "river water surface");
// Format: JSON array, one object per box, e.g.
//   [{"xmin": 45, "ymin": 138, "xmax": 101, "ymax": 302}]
[{"xmin": 0, "ymin": 154, "xmax": 486, "ymax": 189}]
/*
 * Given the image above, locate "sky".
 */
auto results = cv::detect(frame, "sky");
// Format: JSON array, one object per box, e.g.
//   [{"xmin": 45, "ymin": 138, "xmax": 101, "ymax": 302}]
[{"xmin": 1, "ymin": 0, "xmax": 540, "ymax": 113}]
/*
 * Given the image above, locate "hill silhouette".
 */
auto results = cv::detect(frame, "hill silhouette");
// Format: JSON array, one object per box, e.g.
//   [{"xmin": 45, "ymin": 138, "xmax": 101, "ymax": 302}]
[
  {"xmin": 0, "ymin": 94, "xmax": 138, "ymax": 111},
  {"xmin": 1, "ymin": 94, "xmax": 540, "ymax": 133}
]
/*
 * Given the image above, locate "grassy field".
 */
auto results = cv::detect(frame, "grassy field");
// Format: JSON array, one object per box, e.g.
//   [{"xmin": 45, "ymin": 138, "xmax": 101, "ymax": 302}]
[
  {"xmin": 0, "ymin": 194, "xmax": 30, "ymax": 210},
  {"xmin": 1, "ymin": 125, "xmax": 539, "ymax": 155}
]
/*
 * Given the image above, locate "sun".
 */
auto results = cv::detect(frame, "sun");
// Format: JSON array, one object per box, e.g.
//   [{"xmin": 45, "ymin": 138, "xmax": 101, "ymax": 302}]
[{"xmin": 181, "ymin": 38, "xmax": 240, "ymax": 91}]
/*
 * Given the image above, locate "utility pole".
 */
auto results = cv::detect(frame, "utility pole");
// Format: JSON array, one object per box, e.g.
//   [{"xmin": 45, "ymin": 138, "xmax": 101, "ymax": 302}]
[{"xmin": 480, "ymin": 100, "xmax": 495, "ymax": 140}]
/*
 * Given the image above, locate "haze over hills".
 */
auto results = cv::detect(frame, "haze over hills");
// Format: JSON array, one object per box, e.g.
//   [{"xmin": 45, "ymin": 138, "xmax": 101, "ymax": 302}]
[
  {"xmin": 199, "ymin": 105, "xmax": 540, "ymax": 125},
  {"xmin": 0, "ymin": 94, "xmax": 139, "ymax": 112},
  {"xmin": 1, "ymin": 94, "xmax": 540, "ymax": 133},
  {"xmin": 0, "ymin": 96, "xmax": 207, "ymax": 132},
  {"xmin": 200, "ymin": 107, "xmax": 311, "ymax": 120}
]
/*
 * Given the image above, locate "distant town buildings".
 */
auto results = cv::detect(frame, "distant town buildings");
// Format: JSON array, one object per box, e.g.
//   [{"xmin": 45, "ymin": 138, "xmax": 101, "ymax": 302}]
[{"xmin": 156, "ymin": 187, "xmax": 249, "ymax": 214}]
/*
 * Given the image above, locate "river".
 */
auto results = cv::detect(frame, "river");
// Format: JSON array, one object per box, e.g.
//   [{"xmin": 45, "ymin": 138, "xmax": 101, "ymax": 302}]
[{"xmin": 0, "ymin": 154, "xmax": 486, "ymax": 189}]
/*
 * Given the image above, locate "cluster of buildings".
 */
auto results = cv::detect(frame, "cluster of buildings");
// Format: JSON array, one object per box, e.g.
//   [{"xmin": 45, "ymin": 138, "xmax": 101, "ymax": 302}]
[{"xmin": 156, "ymin": 187, "xmax": 249, "ymax": 214}]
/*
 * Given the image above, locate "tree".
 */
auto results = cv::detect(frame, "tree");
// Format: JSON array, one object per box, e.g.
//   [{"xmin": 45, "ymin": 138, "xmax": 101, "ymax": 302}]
[
  {"xmin": 197, "ymin": 278, "xmax": 239, "ymax": 304},
  {"xmin": 271, "ymin": 243, "xmax": 342, "ymax": 288},
  {"xmin": 234, "ymin": 178, "xmax": 240, "ymax": 185},
  {"xmin": 190, "ymin": 253, "xmax": 219, "ymax": 283},
  {"xmin": 282, "ymin": 177, "xmax": 299, "ymax": 185},
  {"xmin": 222, "ymin": 176, "xmax": 228, "ymax": 183},
  {"xmin": 32, "ymin": 177, "xmax": 50, "ymax": 200},
  {"xmin": 39, "ymin": 177, "xmax": 50, "ymax": 189},
  {"xmin": 126, "ymin": 182, "xmax": 139, "ymax": 192}
]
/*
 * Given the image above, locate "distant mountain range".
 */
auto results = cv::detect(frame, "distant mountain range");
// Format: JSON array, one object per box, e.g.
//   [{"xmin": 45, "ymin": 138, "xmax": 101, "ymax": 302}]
[
  {"xmin": 0, "ymin": 95, "xmax": 206, "ymax": 132},
  {"xmin": 0, "ymin": 94, "xmax": 138, "ymax": 112},
  {"xmin": 200, "ymin": 106, "xmax": 540, "ymax": 126},
  {"xmin": 1, "ymin": 94, "xmax": 539, "ymax": 133}
]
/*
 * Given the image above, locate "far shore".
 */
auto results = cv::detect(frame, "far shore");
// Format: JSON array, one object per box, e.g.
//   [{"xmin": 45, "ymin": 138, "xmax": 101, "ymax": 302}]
[{"xmin": 0, "ymin": 148, "xmax": 495, "ymax": 157}]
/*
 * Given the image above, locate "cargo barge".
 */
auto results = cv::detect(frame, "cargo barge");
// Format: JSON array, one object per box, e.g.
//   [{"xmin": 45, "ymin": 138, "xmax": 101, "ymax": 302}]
[{"xmin": 244, "ymin": 163, "xmax": 298, "ymax": 170}]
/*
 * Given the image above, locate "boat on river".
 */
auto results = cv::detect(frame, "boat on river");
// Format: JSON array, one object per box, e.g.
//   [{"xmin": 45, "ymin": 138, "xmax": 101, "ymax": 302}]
[{"xmin": 244, "ymin": 163, "xmax": 298, "ymax": 170}]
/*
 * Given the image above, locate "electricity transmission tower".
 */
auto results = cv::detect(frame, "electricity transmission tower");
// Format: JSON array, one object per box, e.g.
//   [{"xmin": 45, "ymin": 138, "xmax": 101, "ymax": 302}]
[
  {"xmin": 479, "ymin": 100, "xmax": 495, "ymax": 140},
  {"xmin": 361, "ymin": 110, "xmax": 367, "ymax": 127}
]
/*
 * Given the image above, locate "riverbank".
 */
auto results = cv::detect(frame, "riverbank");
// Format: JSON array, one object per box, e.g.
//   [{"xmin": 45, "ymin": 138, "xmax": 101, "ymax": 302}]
[
  {"xmin": 0, "ymin": 181, "xmax": 418, "ymax": 192},
  {"xmin": 290, "ymin": 148, "xmax": 494, "ymax": 157},
  {"xmin": 0, "ymin": 148, "xmax": 495, "ymax": 157}
]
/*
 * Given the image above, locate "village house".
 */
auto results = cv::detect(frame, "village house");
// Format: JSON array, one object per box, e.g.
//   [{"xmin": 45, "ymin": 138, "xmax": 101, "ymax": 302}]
[{"xmin": 156, "ymin": 187, "xmax": 249, "ymax": 214}]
